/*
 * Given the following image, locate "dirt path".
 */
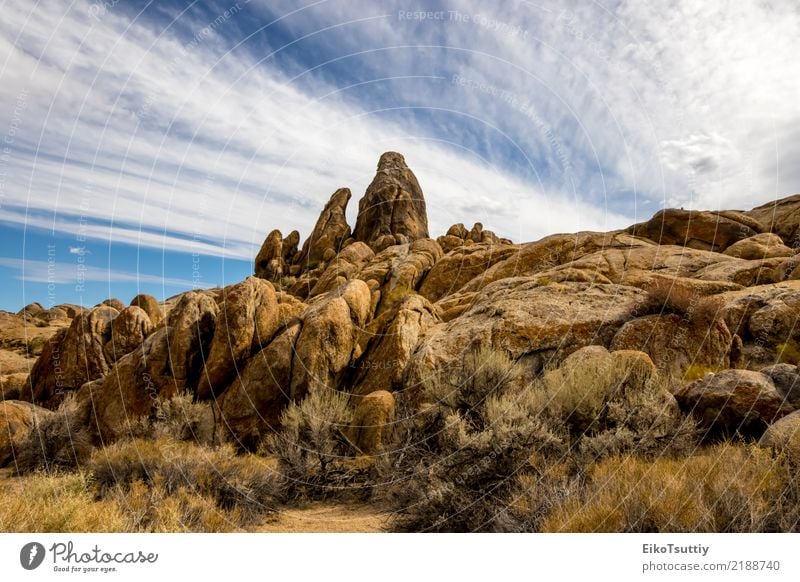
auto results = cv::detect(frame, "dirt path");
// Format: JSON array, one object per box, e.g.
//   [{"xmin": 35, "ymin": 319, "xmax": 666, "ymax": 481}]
[{"xmin": 258, "ymin": 502, "xmax": 390, "ymax": 532}]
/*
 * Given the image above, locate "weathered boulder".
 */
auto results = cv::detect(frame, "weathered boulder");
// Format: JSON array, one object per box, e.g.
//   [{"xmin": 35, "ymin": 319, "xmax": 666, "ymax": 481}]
[
  {"xmin": 759, "ymin": 410, "xmax": 800, "ymax": 464},
  {"xmin": 102, "ymin": 298, "xmax": 126, "ymax": 312},
  {"xmin": 723, "ymin": 233, "xmax": 794, "ymax": 260},
  {"xmin": 196, "ymin": 277, "xmax": 279, "ymax": 400},
  {"xmin": 760, "ymin": 364, "xmax": 800, "ymax": 408},
  {"xmin": 353, "ymin": 152, "xmax": 429, "ymax": 247},
  {"xmin": 627, "ymin": 208, "xmax": 761, "ymax": 252},
  {"xmin": 294, "ymin": 188, "xmax": 352, "ymax": 268},
  {"xmin": 103, "ymin": 306, "xmax": 153, "ymax": 363},
  {"xmin": 347, "ymin": 390, "xmax": 395, "ymax": 455},
  {"xmin": 0, "ymin": 372, "xmax": 28, "ymax": 400},
  {"xmin": 695, "ymin": 257, "xmax": 783, "ymax": 287},
  {"xmin": 676, "ymin": 369, "xmax": 794, "ymax": 438},
  {"xmin": 0, "ymin": 400, "xmax": 52, "ymax": 466},
  {"xmin": 611, "ymin": 313, "xmax": 735, "ymax": 379},
  {"xmin": 291, "ymin": 280, "xmax": 371, "ymax": 400},
  {"xmin": 220, "ymin": 322, "xmax": 300, "ymax": 451},
  {"xmin": 746, "ymin": 193, "xmax": 800, "ymax": 247},
  {"xmin": 255, "ymin": 229, "xmax": 286, "ymax": 281},
  {"xmin": 420, "ymin": 242, "xmax": 518, "ymax": 302},
  {"xmin": 406, "ymin": 280, "xmax": 644, "ymax": 395},
  {"xmin": 27, "ymin": 306, "xmax": 118, "ymax": 407},
  {"xmin": 130, "ymin": 293, "xmax": 164, "ymax": 327},
  {"xmin": 351, "ymin": 295, "xmax": 439, "ymax": 396},
  {"xmin": 162, "ymin": 291, "xmax": 219, "ymax": 393}
]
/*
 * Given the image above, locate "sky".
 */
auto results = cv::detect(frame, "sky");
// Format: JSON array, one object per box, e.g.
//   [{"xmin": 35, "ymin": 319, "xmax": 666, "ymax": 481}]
[{"xmin": 0, "ymin": 0, "xmax": 798, "ymax": 311}]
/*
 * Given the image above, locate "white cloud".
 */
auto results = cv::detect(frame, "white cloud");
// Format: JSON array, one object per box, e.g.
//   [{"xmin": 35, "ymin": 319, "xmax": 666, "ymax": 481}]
[{"xmin": 0, "ymin": 257, "xmax": 197, "ymax": 287}]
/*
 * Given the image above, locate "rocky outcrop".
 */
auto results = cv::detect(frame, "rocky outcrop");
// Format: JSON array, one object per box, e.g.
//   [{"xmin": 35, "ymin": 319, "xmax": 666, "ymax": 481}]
[
  {"xmin": 103, "ymin": 306, "xmax": 153, "ymax": 363},
  {"xmin": 294, "ymin": 188, "xmax": 352, "ymax": 269},
  {"xmin": 627, "ymin": 208, "xmax": 763, "ymax": 252},
  {"xmin": 196, "ymin": 277, "xmax": 279, "ymax": 400},
  {"xmin": 27, "ymin": 305, "xmax": 118, "ymax": 407},
  {"xmin": 220, "ymin": 322, "xmax": 300, "ymax": 450},
  {"xmin": 351, "ymin": 295, "xmax": 439, "ymax": 396},
  {"xmin": 746, "ymin": 194, "xmax": 800, "ymax": 247},
  {"xmin": 101, "ymin": 298, "xmax": 126, "ymax": 312},
  {"xmin": 759, "ymin": 409, "xmax": 800, "ymax": 463},
  {"xmin": 611, "ymin": 313, "xmax": 735, "ymax": 379},
  {"xmin": 347, "ymin": 390, "xmax": 395, "ymax": 455},
  {"xmin": 760, "ymin": 364, "xmax": 800, "ymax": 408},
  {"xmin": 306, "ymin": 242, "xmax": 375, "ymax": 298},
  {"xmin": 290, "ymin": 280, "xmax": 372, "ymax": 400},
  {"xmin": 677, "ymin": 369, "xmax": 795, "ymax": 438},
  {"xmin": 353, "ymin": 152, "xmax": 429, "ymax": 249},
  {"xmin": 723, "ymin": 233, "xmax": 794, "ymax": 260},
  {"xmin": 130, "ymin": 294, "xmax": 164, "ymax": 328},
  {"xmin": 0, "ymin": 400, "xmax": 52, "ymax": 466}
]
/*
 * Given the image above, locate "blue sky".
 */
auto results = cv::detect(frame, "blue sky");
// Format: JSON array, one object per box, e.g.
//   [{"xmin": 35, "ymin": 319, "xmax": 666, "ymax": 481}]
[{"xmin": 0, "ymin": 0, "xmax": 798, "ymax": 311}]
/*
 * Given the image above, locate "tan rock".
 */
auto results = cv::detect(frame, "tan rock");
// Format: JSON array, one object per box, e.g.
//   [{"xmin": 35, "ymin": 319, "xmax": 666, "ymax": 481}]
[
  {"xmin": 28, "ymin": 306, "xmax": 118, "ymax": 408},
  {"xmin": 308, "ymin": 242, "xmax": 375, "ymax": 297},
  {"xmin": 0, "ymin": 372, "xmax": 29, "ymax": 400},
  {"xmin": 196, "ymin": 277, "xmax": 277, "ymax": 400},
  {"xmin": 759, "ymin": 410, "xmax": 800, "ymax": 464},
  {"xmin": 130, "ymin": 293, "xmax": 164, "ymax": 327},
  {"xmin": 627, "ymin": 208, "xmax": 761, "ymax": 252},
  {"xmin": 353, "ymin": 152, "xmax": 429, "ymax": 247},
  {"xmin": 420, "ymin": 242, "xmax": 518, "ymax": 302},
  {"xmin": 610, "ymin": 313, "xmax": 734, "ymax": 379},
  {"xmin": 746, "ymin": 193, "xmax": 800, "ymax": 247},
  {"xmin": 103, "ymin": 306, "xmax": 153, "ymax": 363},
  {"xmin": 348, "ymin": 390, "xmax": 395, "ymax": 455},
  {"xmin": 352, "ymin": 295, "xmax": 439, "ymax": 395},
  {"xmin": 723, "ymin": 233, "xmax": 794, "ymax": 260},
  {"xmin": 254, "ymin": 229, "xmax": 286, "ymax": 280},
  {"xmin": 294, "ymin": 188, "xmax": 352, "ymax": 268},
  {"xmin": 677, "ymin": 369, "xmax": 794, "ymax": 438},
  {"xmin": 220, "ymin": 322, "xmax": 300, "ymax": 450},
  {"xmin": 291, "ymin": 280, "xmax": 371, "ymax": 400},
  {"xmin": 163, "ymin": 291, "xmax": 219, "ymax": 393},
  {"xmin": 101, "ymin": 298, "xmax": 126, "ymax": 312}
]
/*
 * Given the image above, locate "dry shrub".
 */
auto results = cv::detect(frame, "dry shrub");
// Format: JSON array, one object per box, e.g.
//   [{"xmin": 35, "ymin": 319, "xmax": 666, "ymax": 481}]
[
  {"xmin": 634, "ymin": 278, "xmax": 720, "ymax": 324},
  {"xmin": 261, "ymin": 389, "xmax": 361, "ymax": 501},
  {"xmin": 543, "ymin": 443, "xmax": 800, "ymax": 532},
  {"xmin": 13, "ymin": 395, "xmax": 94, "ymax": 474},
  {"xmin": 88, "ymin": 438, "xmax": 281, "ymax": 527},
  {"xmin": 533, "ymin": 349, "xmax": 696, "ymax": 461},
  {"xmin": 115, "ymin": 392, "xmax": 218, "ymax": 445},
  {"xmin": 0, "ymin": 472, "xmax": 126, "ymax": 532}
]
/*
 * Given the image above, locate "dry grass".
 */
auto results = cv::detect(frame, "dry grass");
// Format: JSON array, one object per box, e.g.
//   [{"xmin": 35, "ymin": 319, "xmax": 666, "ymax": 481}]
[
  {"xmin": 633, "ymin": 279, "xmax": 720, "ymax": 324},
  {"xmin": 542, "ymin": 443, "xmax": 800, "ymax": 532}
]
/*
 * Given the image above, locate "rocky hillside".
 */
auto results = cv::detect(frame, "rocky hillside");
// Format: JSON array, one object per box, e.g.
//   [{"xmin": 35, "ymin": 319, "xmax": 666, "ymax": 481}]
[{"xmin": 3, "ymin": 152, "xmax": 800, "ymax": 532}]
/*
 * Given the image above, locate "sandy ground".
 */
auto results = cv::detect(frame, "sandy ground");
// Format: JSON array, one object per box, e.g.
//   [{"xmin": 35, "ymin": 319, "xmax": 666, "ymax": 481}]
[{"xmin": 258, "ymin": 502, "xmax": 390, "ymax": 532}]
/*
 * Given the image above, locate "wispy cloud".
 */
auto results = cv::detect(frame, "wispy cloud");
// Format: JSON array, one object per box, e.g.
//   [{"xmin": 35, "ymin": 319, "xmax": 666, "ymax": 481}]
[
  {"xmin": 0, "ymin": 0, "xmax": 798, "ymax": 265},
  {"xmin": 0, "ymin": 256, "xmax": 198, "ymax": 288}
]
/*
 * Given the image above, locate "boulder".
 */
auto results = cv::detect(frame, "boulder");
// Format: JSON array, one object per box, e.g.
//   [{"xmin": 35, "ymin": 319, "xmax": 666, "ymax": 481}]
[
  {"xmin": 219, "ymin": 322, "xmax": 300, "ymax": 451},
  {"xmin": 353, "ymin": 152, "xmax": 429, "ymax": 247},
  {"xmin": 347, "ymin": 390, "xmax": 395, "ymax": 455},
  {"xmin": 759, "ymin": 410, "xmax": 800, "ymax": 464},
  {"xmin": 760, "ymin": 364, "xmax": 800, "ymax": 408},
  {"xmin": 162, "ymin": 291, "xmax": 218, "ymax": 393},
  {"xmin": 196, "ymin": 277, "xmax": 279, "ymax": 400},
  {"xmin": 676, "ymin": 369, "xmax": 794, "ymax": 438},
  {"xmin": 103, "ymin": 306, "xmax": 153, "ymax": 363},
  {"xmin": 27, "ymin": 306, "xmax": 118, "ymax": 408},
  {"xmin": 406, "ymin": 281, "xmax": 644, "ymax": 395},
  {"xmin": 101, "ymin": 298, "xmax": 126, "ymax": 312},
  {"xmin": 351, "ymin": 295, "xmax": 439, "ymax": 396},
  {"xmin": 419, "ymin": 242, "xmax": 518, "ymax": 302},
  {"xmin": 0, "ymin": 400, "xmax": 52, "ymax": 466},
  {"xmin": 130, "ymin": 293, "xmax": 164, "ymax": 327},
  {"xmin": 294, "ymin": 188, "xmax": 352, "ymax": 268},
  {"xmin": 723, "ymin": 233, "xmax": 794, "ymax": 260},
  {"xmin": 746, "ymin": 193, "xmax": 800, "ymax": 247},
  {"xmin": 626, "ymin": 208, "xmax": 761, "ymax": 252},
  {"xmin": 254, "ymin": 229, "xmax": 286, "ymax": 280},
  {"xmin": 307, "ymin": 242, "xmax": 375, "ymax": 297},
  {"xmin": 611, "ymin": 313, "xmax": 735, "ymax": 379},
  {"xmin": 0, "ymin": 372, "xmax": 29, "ymax": 400},
  {"xmin": 290, "ymin": 280, "xmax": 371, "ymax": 400}
]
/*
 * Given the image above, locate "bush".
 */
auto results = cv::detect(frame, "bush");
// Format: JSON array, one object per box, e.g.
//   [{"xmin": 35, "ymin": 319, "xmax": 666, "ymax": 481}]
[
  {"xmin": 88, "ymin": 438, "xmax": 282, "ymax": 527},
  {"xmin": 261, "ymin": 389, "xmax": 363, "ymax": 501},
  {"xmin": 542, "ymin": 443, "xmax": 800, "ymax": 532},
  {"xmin": 115, "ymin": 392, "xmax": 218, "ymax": 445},
  {"xmin": 13, "ymin": 396, "xmax": 94, "ymax": 474},
  {"xmin": 634, "ymin": 279, "xmax": 719, "ymax": 324}
]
